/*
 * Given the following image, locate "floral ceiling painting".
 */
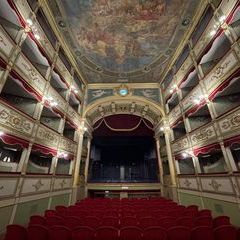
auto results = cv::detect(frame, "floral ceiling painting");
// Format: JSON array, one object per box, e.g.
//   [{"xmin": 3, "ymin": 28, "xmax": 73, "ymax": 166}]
[{"xmin": 48, "ymin": 0, "xmax": 200, "ymax": 83}]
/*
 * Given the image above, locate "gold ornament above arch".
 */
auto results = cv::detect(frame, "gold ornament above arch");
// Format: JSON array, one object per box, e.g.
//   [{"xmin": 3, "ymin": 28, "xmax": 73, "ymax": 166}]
[{"xmin": 83, "ymin": 96, "xmax": 164, "ymax": 128}]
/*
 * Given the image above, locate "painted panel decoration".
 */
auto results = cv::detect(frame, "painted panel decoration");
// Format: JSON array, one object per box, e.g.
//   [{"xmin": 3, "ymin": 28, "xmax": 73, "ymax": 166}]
[
  {"xmin": 87, "ymin": 89, "xmax": 114, "ymax": 104},
  {"xmin": 133, "ymin": 88, "xmax": 160, "ymax": 103},
  {"xmin": 48, "ymin": 0, "xmax": 200, "ymax": 83}
]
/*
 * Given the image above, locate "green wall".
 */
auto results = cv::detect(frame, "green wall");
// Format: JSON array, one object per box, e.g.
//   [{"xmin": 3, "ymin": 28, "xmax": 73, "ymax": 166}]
[
  {"xmin": 14, "ymin": 198, "xmax": 49, "ymax": 225},
  {"xmin": 178, "ymin": 192, "xmax": 240, "ymax": 226},
  {"xmin": 0, "ymin": 205, "xmax": 14, "ymax": 235},
  {"xmin": 50, "ymin": 194, "xmax": 70, "ymax": 209}
]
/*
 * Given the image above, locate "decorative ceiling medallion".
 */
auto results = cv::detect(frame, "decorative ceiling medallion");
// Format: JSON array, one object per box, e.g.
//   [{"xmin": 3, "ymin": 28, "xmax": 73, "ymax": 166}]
[{"xmin": 115, "ymin": 85, "xmax": 130, "ymax": 97}]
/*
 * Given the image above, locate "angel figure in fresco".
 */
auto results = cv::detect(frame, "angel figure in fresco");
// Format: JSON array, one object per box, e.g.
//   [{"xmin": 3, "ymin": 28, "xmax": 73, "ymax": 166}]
[{"xmin": 91, "ymin": 90, "xmax": 107, "ymax": 99}]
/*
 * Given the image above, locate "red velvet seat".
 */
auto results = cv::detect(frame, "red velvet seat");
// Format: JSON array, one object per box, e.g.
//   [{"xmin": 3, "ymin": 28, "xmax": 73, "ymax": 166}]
[
  {"xmin": 214, "ymin": 225, "xmax": 237, "ymax": 240},
  {"xmin": 95, "ymin": 226, "xmax": 119, "ymax": 240},
  {"xmin": 104, "ymin": 211, "xmax": 119, "ymax": 218},
  {"xmin": 198, "ymin": 209, "xmax": 212, "ymax": 217},
  {"xmin": 186, "ymin": 205, "xmax": 199, "ymax": 211},
  {"xmin": 158, "ymin": 217, "xmax": 177, "ymax": 229},
  {"xmin": 65, "ymin": 216, "xmax": 82, "ymax": 229},
  {"xmin": 27, "ymin": 224, "xmax": 48, "ymax": 240},
  {"xmin": 4, "ymin": 224, "xmax": 27, "ymax": 240},
  {"xmin": 84, "ymin": 216, "xmax": 100, "ymax": 228},
  {"xmin": 45, "ymin": 210, "xmax": 56, "ymax": 217},
  {"xmin": 72, "ymin": 226, "xmax": 95, "ymax": 240},
  {"xmin": 119, "ymin": 227, "xmax": 142, "ymax": 240},
  {"xmin": 167, "ymin": 226, "xmax": 191, "ymax": 240},
  {"xmin": 191, "ymin": 226, "xmax": 214, "ymax": 240},
  {"xmin": 213, "ymin": 216, "xmax": 230, "ymax": 228},
  {"xmin": 237, "ymin": 228, "xmax": 240, "ymax": 240},
  {"xmin": 139, "ymin": 217, "xmax": 157, "ymax": 229},
  {"xmin": 183, "ymin": 209, "xmax": 198, "ymax": 218},
  {"xmin": 29, "ymin": 215, "xmax": 46, "ymax": 226},
  {"xmin": 49, "ymin": 225, "xmax": 71, "ymax": 240},
  {"xmin": 55, "ymin": 205, "xmax": 67, "ymax": 217},
  {"xmin": 46, "ymin": 216, "xmax": 64, "ymax": 227},
  {"xmin": 101, "ymin": 217, "xmax": 119, "ymax": 227},
  {"xmin": 143, "ymin": 227, "xmax": 167, "ymax": 240},
  {"xmin": 194, "ymin": 216, "xmax": 213, "ymax": 227},
  {"xmin": 176, "ymin": 217, "xmax": 193, "ymax": 229},
  {"xmin": 120, "ymin": 217, "xmax": 139, "ymax": 227}
]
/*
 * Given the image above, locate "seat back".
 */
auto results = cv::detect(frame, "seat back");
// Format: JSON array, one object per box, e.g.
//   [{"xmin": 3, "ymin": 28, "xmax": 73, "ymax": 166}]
[
  {"xmin": 29, "ymin": 215, "xmax": 46, "ymax": 226},
  {"xmin": 176, "ymin": 217, "xmax": 193, "ymax": 229},
  {"xmin": 95, "ymin": 226, "xmax": 119, "ymax": 240},
  {"xmin": 194, "ymin": 216, "xmax": 213, "ymax": 227},
  {"xmin": 167, "ymin": 226, "xmax": 191, "ymax": 240},
  {"xmin": 214, "ymin": 225, "xmax": 237, "ymax": 240},
  {"xmin": 27, "ymin": 224, "xmax": 48, "ymax": 240},
  {"xmin": 84, "ymin": 216, "xmax": 100, "ymax": 228},
  {"xmin": 198, "ymin": 209, "xmax": 212, "ymax": 217},
  {"xmin": 46, "ymin": 216, "xmax": 64, "ymax": 226},
  {"xmin": 49, "ymin": 225, "xmax": 71, "ymax": 240},
  {"xmin": 72, "ymin": 226, "xmax": 95, "ymax": 240},
  {"xmin": 191, "ymin": 226, "xmax": 214, "ymax": 240},
  {"xmin": 4, "ymin": 224, "xmax": 27, "ymax": 240},
  {"xmin": 213, "ymin": 216, "xmax": 230, "ymax": 228},
  {"xmin": 139, "ymin": 217, "xmax": 157, "ymax": 229},
  {"xmin": 65, "ymin": 216, "xmax": 82, "ymax": 229},
  {"xmin": 120, "ymin": 217, "xmax": 139, "ymax": 227},
  {"xmin": 143, "ymin": 227, "xmax": 167, "ymax": 240},
  {"xmin": 119, "ymin": 227, "xmax": 142, "ymax": 240},
  {"xmin": 101, "ymin": 217, "xmax": 119, "ymax": 227}
]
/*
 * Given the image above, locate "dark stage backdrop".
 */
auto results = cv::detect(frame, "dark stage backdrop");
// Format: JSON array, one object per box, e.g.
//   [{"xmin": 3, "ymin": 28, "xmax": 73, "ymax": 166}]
[{"xmin": 88, "ymin": 136, "xmax": 158, "ymax": 183}]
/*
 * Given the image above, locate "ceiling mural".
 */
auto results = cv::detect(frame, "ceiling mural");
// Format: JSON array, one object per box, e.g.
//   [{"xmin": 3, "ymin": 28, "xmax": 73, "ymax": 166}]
[{"xmin": 48, "ymin": 0, "xmax": 200, "ymax": 83}]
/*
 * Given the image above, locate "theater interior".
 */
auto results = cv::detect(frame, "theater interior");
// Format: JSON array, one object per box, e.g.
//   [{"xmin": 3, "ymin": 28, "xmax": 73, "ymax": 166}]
[{"xmin": 0, "ymin": 0, "xmax": 240, "ymax": 239}]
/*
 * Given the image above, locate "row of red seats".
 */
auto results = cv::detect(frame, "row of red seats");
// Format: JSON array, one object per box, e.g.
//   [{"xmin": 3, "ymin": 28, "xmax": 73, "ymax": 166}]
[
  {"xmin": 5, "ymin": 224, "xmax": 240, "ymax": 240},
  {"xmin": 29, "ymin": 214, "xmax": 231, "ymax": 230}
]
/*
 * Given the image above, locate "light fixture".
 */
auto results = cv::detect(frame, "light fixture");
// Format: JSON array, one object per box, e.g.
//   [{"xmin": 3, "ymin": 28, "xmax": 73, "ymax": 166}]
[
  {"xmin": 210, "ymin": 29, "xmax": 217, "ymax": 36},
  {"xmin": 34, "ymin": 34, "xmax": 40, "ymax": 40},
  {"xmin": 122, "ymin": 186, "xmax": 129, "ymax": 190},
  {"xmin": 26, "ymin": 18, "xmax": 33, "ymax": 26},
  {"xmin": 0, "ymin": 131, "xmax": 4, "ymax": 136},
  {"xmin": 182, "ymin": 152, "xmax": 188, "ymax": 158},
  {"xmin": 219, "ymin": 15, "xmax": 226, "ymax": 24}
]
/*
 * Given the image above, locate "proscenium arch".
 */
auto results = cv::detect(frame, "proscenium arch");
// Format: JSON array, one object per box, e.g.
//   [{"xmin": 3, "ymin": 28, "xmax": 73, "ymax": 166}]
[{"xmin": 83, "ymin": 96, "xmax": 165, "ymax": 129}]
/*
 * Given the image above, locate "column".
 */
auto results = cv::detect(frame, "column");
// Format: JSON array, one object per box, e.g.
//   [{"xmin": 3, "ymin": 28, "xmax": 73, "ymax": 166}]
[
  {"xmin": 71, "ymin": 130, "xmax": 84, "ymax": 204},
  {"xmin": 84, "ymin": 136, "xmax": 92, "ymax": 184},
  {"xmin": 163, "ymin": 128, "xmax": 178, "ymax": 201},
  {"xmin": 73, "ymin": 131, "xmax": 84, "ymax": 187},
  {"xmin": 155, "ymin": 137, "xmax": 164, "ymax": 185},
  {"xmin": 164, "ymin": 130, "xmax": 176, "ymax": 186}
]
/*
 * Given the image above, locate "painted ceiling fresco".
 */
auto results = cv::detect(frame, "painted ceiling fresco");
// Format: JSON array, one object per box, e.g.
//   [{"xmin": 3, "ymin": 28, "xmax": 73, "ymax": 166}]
[{"xmin": 48, "ymin": 0, "xmax": 200, "ymax": 83}]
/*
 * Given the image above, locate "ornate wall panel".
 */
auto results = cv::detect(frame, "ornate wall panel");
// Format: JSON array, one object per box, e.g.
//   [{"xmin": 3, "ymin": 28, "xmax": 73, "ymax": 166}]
[
  {"xmin": 47, "ymin": 87, "xmax": 68, "ymax": 113},
  {"xmin": 34, "ymin": 21, "xmax": 56, "ymax": 61},
  {"xmin": 0, "ymin": 101, "xmax": 34, "ymax": 136},
  {"xmin": 59, "ymin": 137, "xmax": 77, "ymax": 154},
  {"xmin": 172, "ymin": 136, "xmax": 190, "ymax": 153},
  {"xmin": 55, "ymin": 57, "xmax": 72, "ymax": 85},
  {"xmin": 66, "ymin": 106, "xmax": 80, "ymax": 126},
  {"xmin": 193, "ymin": 17, "xmax": 217, "ymax": 58},
  {"xmin": 178, "ymin": 176, "xmax": 199, "ymax": 191},
  {"xmin": 219, "ymin": 0, "xmax": 238, "ymax": 17},
  {"xmin": 169, "ymin": 105, "xmax": 182, "ymax": 126},
  {"xmin": 0, "ymin": 176, "xmax": 19, "ymax": 198},
  {"xmin": 35, "ymin": 125, "xmax": 59, "ymax": 148},
  {"xmin": 0, "ymin": 26, "xmax": 15, "ymax": 60},
  {"xmin": 200, "ymin": 175, "xmax": 235, "ymax": 195},
  {"xmin": 175, "ymin": 56, "xmax": 193, "ymax": 84},
  {"xmin": 53, "ymin": 177, "xmax": 72, "ymax": 191},
  {"xmin": 14, "ymin": 53, "xmax": 46, "ymax": 94},
  {"xmin": 182, "ymin": 85, "xmax": 204, "ymax": 112},
  {"xmin": 14, "ymin": 0, "xmax": 32, "ymax": 21},
  {"xmin": 21, "ymin": 176, "xmax": 52, "ymax": 195},
  {"xmin": 190, "ymin": 123, "xmax": 217, "ymax": 146},
  {"xmin": 218, "ymin": 107, "xmax": 240, "ymax": 138},
  {"xmin": 203, "ymin": 51, "xmax": 239, "ymax": 93}
]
